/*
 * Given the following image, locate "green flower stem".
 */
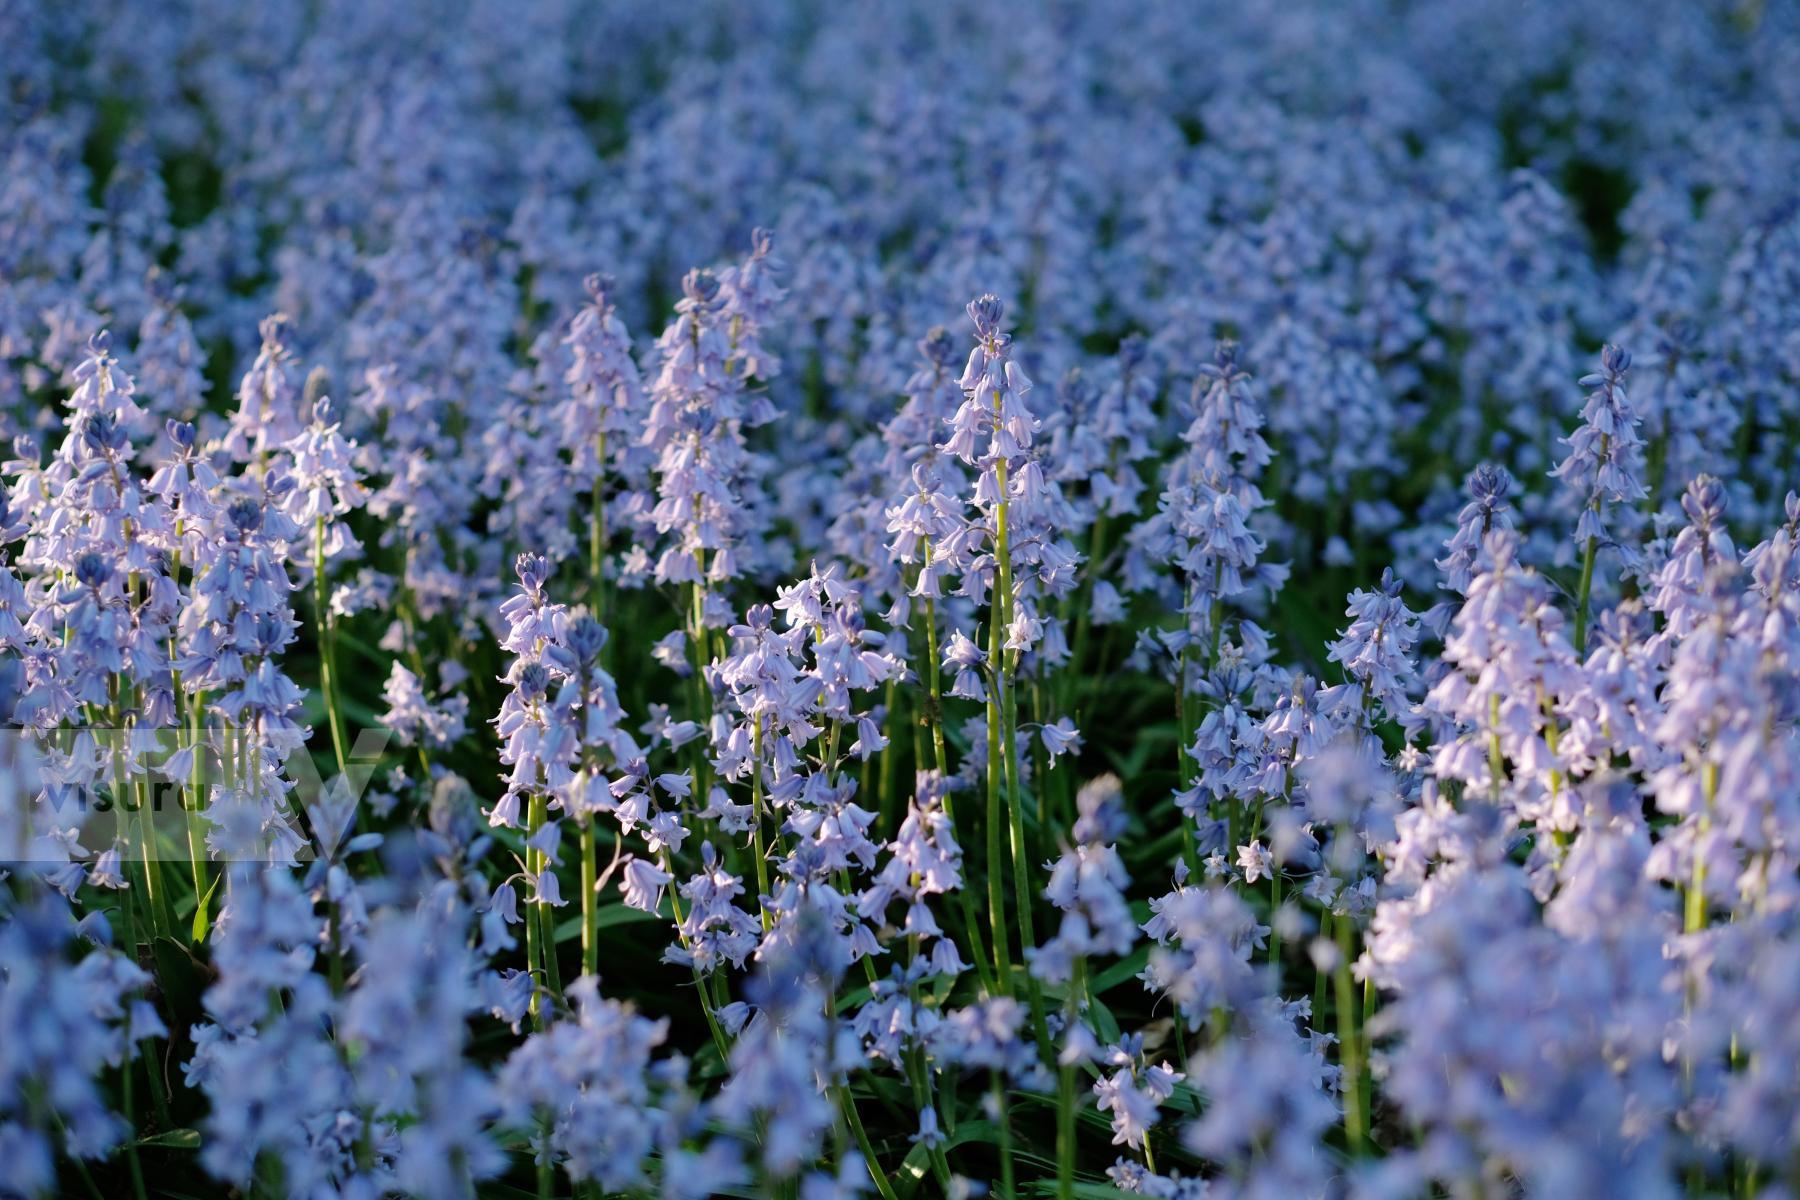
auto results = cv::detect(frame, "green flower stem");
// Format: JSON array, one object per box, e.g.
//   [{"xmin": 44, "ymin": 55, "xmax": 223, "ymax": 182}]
[
  {"xmin": 185, "ymin": 688, "xmax": 211, "ymax": 937},
  {"xmin": 986, "ymin": 608, "xmax": 1013, "ymax": 993},
  {"xmin": 994, "ymin": 1071, "xmax": 1017, "ymax": 1200},
  {"xmin": 752, "ymin": 718, "xmax": 773, "ymax": 931},
  {"xmin": 580, "ymin": 817, "xmax": 599, "ymax": 977},
  {"xmin": 1056, "ymin": 956, "xmax": 1087, "ymax": 1200},
  {"xmin": 1335, "ymin": 909, "xmax": 1367, "ymax": 1154},
  {"xmin": 590, "ymin": 430, "xmax": 608, "ymax": 625},
  {"xmin": 1573, "ymin": 531, "xmax": 1598, "ymax": 657},
  {"xmin": 664, "ymin": 850, "xmax": 733, "ymax": 1065},
  {"xmin": 994, "ymin": 434, "xmax": 1053, "ymax": 1061},
  {"xmin": 525, "ymin": 792, "xmax": 546, "ymax": 1029},
  {"xmin": 313, "ymin": 516, "xmax": 348, "ymax": 779},
  {"xmin": 921, "ymin": 546, "xmax": 994, "ymax": 995},
  {"xmin": 835, "ymin": 1077, "xmax": 901, "ymax": 1200}
]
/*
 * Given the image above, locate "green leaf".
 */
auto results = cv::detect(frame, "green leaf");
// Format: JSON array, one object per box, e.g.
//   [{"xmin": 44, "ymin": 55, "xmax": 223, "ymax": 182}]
[
  {"xmin": 190, "ymin": 872, "xmax": 221, "ymax": 943},
  {"xmin": 134, "ymin": 1127, "xmax": 200, "ymax": 1150},
  {"xmin": 893, "ymin": 1141, "xmax": 934, "ymax": 1200},
  {"xmin": 1021, "ymin": 1181, "xmax": 1130, "ymax": 1198},
  {"xmin": 552, "ymin": 903, "xmax": 660, "ymax": 943},
  {"xmin": 1087, "ymin": 995, "xmax": 1123, "ymax": 1045},
  {"xmin": 330, "ymin": 627, "xmax": 385, "ymax": 665},
  {"xmin": 1089, "ymin": 944, "xmax": 1149, "ymax": 994},
  {"xmin": 943, "ymin": 1119, "xmax": 1001, "ymax": 1149}
]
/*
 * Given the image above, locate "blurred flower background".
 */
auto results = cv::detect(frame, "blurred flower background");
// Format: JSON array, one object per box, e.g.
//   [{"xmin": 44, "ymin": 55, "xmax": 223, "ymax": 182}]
[{"xmin": 2, "ymin": 0, "xmax": 1799, "ymax": 1197}]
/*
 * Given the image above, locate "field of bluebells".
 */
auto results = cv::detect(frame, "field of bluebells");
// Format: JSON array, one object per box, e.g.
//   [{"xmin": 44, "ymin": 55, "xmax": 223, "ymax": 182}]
[{"xmin": 5, "ymin": 1, "xmax": 1800, "ymax": 1198}]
